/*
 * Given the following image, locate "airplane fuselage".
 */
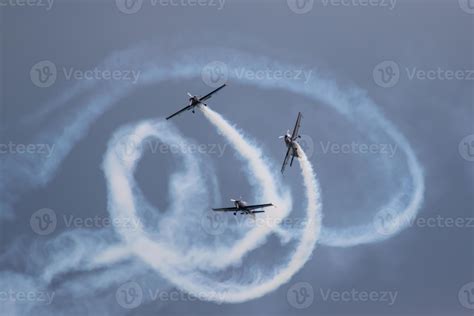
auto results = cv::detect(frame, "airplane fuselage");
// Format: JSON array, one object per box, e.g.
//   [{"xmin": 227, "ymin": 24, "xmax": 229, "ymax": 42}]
[
  {"xmin": 284, "ymin": 135, "xmax": 300, "ymax": 158},
  {"xmin": 233, "ymin": 200, "xmax": 251, "ymax": 215}
]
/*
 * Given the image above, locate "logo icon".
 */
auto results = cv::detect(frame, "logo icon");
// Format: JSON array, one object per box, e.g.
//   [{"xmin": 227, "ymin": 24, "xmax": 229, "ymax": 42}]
[
  {"xmin": 202, "ymin": 61, "xmax": 229, "ymax": 88},
  {"xmin": 373, "ymin": 208, "xmax": 406, "ymax": 236},
  {"xmin": 116, "ymin": 0, "xmax": 143, "ymax": 14},
  {"xmin": 30, "ymin": 60, "xmax": 57, "ymax": 88},
  {"xmin": 30, "ymin": 208, "xmax": 57, "ymax": 235},
  {"xmin": 287, "ymin": 0, "xmax": 314, "ymax": 14},
  {"xmin": 298, "ymin": 134, "xmax": 315, "ymax": 159},
  {"xmin": 287, "ymin": 282, "xmax": 314, "ymax": 309},
  {"xmin": 116, "ymin": 281, "xmax": 143, "ymax": 309},
  {"xmin": 114, "ymin": 135, "xmax": 143, "ymax": 162},
  {"xmin": 200, "ymin": 212, "xmax": 228, "ymax": 236},
  {"xmin": 458, "ymin": 282, "xmax": 474, "ymax": 309},
  {"xmin": 458, "ymin": 134, "xmax": 474, "ymax": 162},
  {"xmin": 373, "ymin": 61, "xmax": 400, "ymax": 88},
  {"xmin": 459, "ymin": 0, "xmax": 474, "ymax": 14}
]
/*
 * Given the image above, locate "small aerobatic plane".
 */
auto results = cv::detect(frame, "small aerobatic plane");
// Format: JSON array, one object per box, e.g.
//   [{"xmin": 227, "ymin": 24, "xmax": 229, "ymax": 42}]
[
  {"xmin": 280, "ymin": 112, "xmax": 303, "ymax": 174},
  {"xmin": 212, "ymin": 198, "xmax": 273, "ymax": 216},
  {"xmin": 166, "ymin": 84, "xmax": 227, "ymax": 120}
]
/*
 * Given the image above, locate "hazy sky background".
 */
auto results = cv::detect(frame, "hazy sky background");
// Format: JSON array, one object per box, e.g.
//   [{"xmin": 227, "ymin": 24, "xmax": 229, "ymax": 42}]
[{"xmin": 0, "ymin": 0, "xmax": 473, "ymax": 315}]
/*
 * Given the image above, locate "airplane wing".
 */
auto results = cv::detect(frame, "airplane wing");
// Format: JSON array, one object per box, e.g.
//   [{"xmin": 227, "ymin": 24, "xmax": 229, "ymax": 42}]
[
  {"xmin": 281, "ymin": 146, "xmax": 292, "ymax": 173},
  {"xmin": 242, "ymin": 203, "xmax": 273, "ymax": 211},
  {"xmin": 166, "ymin": 105, "xmax": 192, "ymax": 120},
  {"xmin": 212, "ymin": 207, "xmax": 239, "ymax": 212},
  {"xmin": 251, "ymin": 210, "xmax": 265, "ymax": 214},
  {"xmin": 290, "ymin": 112, "xmax": 303, "ymax": 140},
  {"xmin": 199, "ymin": 84, "xmax": 227, "ymax": 102}
]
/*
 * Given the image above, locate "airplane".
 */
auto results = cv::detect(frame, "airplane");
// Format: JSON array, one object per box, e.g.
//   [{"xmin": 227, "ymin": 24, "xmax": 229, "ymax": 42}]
[
  {"xmin": 280, "ymin": 112, "xmax": 303, "ymax": 174},
  {"xmin": 166, "ymin": 84, "xmax": 227, "ymax": 120},
  {"xmin": 212, "ymin": 198, "xmax": 273, "ymax": 216}
]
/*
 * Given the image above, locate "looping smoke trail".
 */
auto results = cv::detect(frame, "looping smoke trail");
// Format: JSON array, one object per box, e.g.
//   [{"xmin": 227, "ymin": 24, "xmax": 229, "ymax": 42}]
[{"xmin": 100, "ymin": 114, "xmax": 322, "ymax": 303}]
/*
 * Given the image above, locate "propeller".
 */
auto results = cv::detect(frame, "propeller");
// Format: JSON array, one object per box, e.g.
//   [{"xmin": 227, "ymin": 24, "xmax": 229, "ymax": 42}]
[
  {"xmin": 187, "ymin": 92, "xmax": 193, "ymax": 97},
  {"xmin": 279, "ymin": 129, "xmax": 290, "ymax": 139}
]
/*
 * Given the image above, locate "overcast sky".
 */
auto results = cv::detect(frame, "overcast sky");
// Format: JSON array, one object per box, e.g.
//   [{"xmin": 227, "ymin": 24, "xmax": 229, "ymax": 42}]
[{"xmin": 0, "ymin": 0, "xmax": 473, "ymax": 315}]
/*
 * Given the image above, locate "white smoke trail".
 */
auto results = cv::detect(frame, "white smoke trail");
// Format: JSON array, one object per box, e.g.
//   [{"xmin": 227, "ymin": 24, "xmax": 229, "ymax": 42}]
[{"xmin": 99, "ymin": 114, "xmax": 322, "ymax": 303}]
